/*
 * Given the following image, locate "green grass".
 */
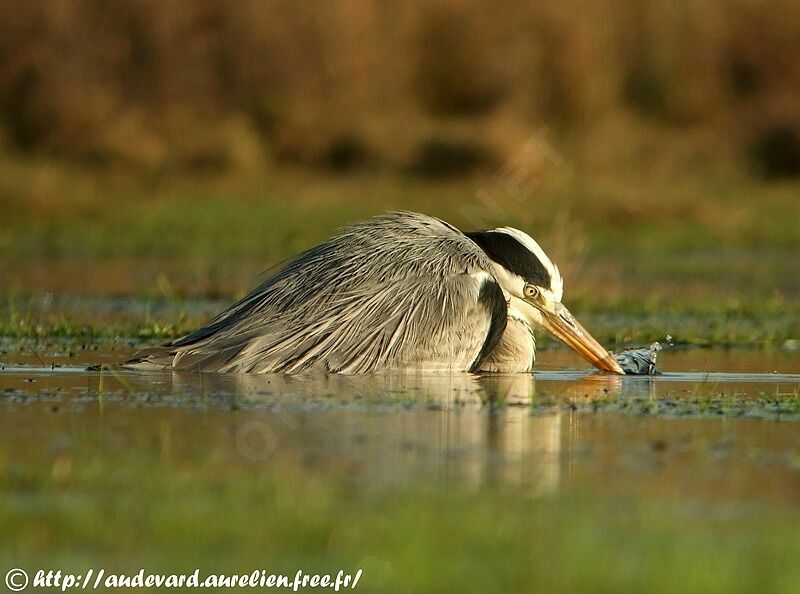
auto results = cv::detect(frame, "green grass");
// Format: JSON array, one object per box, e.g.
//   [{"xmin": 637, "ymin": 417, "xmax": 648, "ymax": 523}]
[
  {"xmin": 1, "ymin": 430, "xmax": 800, "ymax": 594},
  {"xmin": 1, "ymin": 155, "xmax": 799, "ymax": 346},
  {"xmin": 2, "ymin": 295, "xmax": 797, "ymax": 348},
  {"xmin": 2, "ymin": 162, "xmax": 798, "ymax": 304},
  {"xmin": 3, "ymin": 155, "xmax": 800, "ymax": 262},
  {"xmin": 0, "ymin": 309, "xmax": 199, "ymax": 341}
]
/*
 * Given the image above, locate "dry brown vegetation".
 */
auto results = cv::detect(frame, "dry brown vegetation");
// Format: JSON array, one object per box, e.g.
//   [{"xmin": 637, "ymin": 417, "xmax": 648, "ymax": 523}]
[{"xmin": 1, "ymin": 0, "xmax": 799, "ymax": 179}]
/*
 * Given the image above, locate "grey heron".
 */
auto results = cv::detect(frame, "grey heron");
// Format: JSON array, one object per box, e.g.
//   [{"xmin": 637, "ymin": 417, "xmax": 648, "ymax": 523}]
[{"xmin": 126, "ymin": 211, "xmax": 624, "ymax": 375}]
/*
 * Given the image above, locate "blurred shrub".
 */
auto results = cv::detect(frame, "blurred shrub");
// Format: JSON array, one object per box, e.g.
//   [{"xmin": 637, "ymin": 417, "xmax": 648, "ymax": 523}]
[
  {"xmin": 0, "ymin": 0, "xmax": 798, "ymax": 177},
  {"xmin": 322, "ymin": 135, "xmax": 375, "ymax": 172},
  {"xmin": 751, "ymin": 122, "xmax": 800, "ymax": 179},
  {"xmin": 412, "ymin": 4, "xmax": 505, "ymax": 116},
  {"xmin": 405, "ymin": 136, "xmax": 495, "ymax": 178}
]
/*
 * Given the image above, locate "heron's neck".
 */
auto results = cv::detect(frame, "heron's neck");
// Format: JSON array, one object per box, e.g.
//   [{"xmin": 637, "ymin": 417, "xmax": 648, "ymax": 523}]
[{"xmin": 477, "ymin": 316, "xmax": 536, "ymax": 373}]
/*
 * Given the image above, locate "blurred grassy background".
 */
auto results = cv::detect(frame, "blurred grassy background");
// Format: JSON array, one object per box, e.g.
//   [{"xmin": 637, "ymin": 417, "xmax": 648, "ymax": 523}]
[
  {"xmin": 1, "ymin": 0, "xmax": 798, "ymax": 320},
  {"xmin": 3, "ymin": 0, "xmax": 800, "ymax": 174}
]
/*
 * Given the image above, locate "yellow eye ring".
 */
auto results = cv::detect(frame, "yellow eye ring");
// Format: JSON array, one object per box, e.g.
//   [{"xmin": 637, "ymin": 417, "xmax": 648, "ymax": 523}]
[{"xmin": 524, "ymin": 285, "xmax": 539, "ymax": 299}]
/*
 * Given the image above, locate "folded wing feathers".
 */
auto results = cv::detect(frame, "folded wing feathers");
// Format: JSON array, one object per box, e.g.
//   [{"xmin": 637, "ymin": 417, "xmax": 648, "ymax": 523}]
[{"xmin": 127, "ymin": 212, "xmax": 502, "ymax": 374}]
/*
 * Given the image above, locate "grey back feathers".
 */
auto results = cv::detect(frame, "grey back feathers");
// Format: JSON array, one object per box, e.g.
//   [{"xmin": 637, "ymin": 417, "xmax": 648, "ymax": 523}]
[{"xmin": 127, "ymin": 211, "xmax": 511, "ymax": 374}]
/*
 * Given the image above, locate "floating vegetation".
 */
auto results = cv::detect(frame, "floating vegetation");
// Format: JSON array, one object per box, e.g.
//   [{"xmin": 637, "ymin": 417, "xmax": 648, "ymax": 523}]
[{"xmin": 537, "ymin": 391, "xmax": 800, "ymax": 421}]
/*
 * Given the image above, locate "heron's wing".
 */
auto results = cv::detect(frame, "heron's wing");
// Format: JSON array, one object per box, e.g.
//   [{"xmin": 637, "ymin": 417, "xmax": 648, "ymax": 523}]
[
  {"xmin": 177, "ymin": 272, "xmax": 505, "ymax": 374},
  {"xmin": 125, "ymin": 211, "xmax": 507, "ymax": 374}
]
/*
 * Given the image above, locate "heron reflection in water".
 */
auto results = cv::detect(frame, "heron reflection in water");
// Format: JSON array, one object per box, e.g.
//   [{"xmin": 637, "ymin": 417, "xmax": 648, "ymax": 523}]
[{"xmin": 160, "ymin": 372, "xmax": 631, "ymax": 492}]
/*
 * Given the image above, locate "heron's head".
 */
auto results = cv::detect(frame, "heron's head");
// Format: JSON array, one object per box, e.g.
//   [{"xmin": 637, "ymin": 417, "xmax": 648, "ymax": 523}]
[{"xmin": 467, "ymin": 227, "xmax": 623, "ymax": 374}]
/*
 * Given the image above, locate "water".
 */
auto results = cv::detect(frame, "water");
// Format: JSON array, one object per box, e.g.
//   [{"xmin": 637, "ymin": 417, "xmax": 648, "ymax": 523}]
[{"xmin": 2, "ymin": 345, "xmax": 799, "ymax": 504}]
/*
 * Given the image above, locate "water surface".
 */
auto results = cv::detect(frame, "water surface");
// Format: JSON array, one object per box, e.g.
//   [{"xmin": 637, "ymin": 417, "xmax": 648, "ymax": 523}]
[{"xmin": 2, "ymin": 346, "xmax": 798, "ymax": 505}]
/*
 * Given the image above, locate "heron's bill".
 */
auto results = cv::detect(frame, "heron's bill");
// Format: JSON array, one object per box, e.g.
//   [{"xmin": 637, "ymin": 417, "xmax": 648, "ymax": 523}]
[{"xmin": 540, "ymin": 305, "xmax": 625, "ymax": 375}]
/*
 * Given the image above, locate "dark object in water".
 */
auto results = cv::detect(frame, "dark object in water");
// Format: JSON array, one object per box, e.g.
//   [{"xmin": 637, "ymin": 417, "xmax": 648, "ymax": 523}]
[{"xmin": 613, "ymin": 343, "xmax": 661, "ymax": 375}]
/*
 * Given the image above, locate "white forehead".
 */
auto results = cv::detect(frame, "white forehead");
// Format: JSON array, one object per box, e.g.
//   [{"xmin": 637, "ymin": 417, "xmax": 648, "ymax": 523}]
[{"xmin": 495, "ymin": 227, "xmax": 564, "ymax": 301}]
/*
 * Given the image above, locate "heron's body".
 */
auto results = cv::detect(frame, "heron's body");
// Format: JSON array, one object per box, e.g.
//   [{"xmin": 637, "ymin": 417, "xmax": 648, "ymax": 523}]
[{"xmin": 127, "ymin": 211, "xmax": 622, "ymax": 375}]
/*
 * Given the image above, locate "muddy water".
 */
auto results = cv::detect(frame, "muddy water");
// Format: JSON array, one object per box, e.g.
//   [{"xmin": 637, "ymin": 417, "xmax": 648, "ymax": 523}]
[{"xmin": 1, "ymin": 346, "xmax": 799, "ymax": 504}]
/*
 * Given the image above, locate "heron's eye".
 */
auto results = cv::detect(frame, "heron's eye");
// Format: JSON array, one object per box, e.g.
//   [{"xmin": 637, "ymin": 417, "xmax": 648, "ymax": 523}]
[{"xmin": 524, "ymin": 285, "xmax": 539, "ymax": 299}]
